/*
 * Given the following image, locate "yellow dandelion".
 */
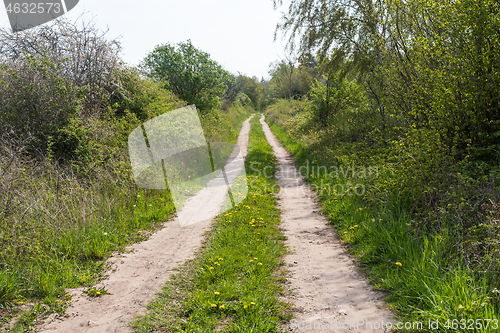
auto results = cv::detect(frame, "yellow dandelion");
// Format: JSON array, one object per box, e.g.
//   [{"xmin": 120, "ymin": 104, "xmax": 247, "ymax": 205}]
[
  {"xmin": 249, "ymin": 260, "xmax": 253, "ymax": 263},
  {"xmin": 396, "ymin": 262, "xmax": 402, "ymax": 266},
  {"xmin": 214, "ymin": 291, "xmax": 220, "ymax": 295},
  {"xmin": 250, "ymin": 302, "xmax": 256, "ymax": 305},
  {"xmin": 211, "ymin": 303, "xmax": 217, "ymax": 308},
  {"xmin": 219, "ymin": 305, "xmax": 225, "ymax": 309},
  {"xmin": 244, "ymin": 305, "xmax": 248, "ymax": 309},
  {"xmin": 257, "ymin": 262, "xmax": 263, "ymax": 266},
  {"xmin": 209, "ymin": 267, "xmax": 214, "ymax": 270}
]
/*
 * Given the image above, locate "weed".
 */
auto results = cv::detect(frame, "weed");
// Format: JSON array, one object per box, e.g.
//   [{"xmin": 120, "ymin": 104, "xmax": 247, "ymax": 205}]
[{"xmin": 132, "ymin": 115, "xmax": 291, "ymax": 332}]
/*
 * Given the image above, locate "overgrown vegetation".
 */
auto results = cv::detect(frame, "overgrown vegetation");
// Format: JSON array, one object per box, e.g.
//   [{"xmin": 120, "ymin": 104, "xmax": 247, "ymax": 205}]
[
  {"xmin": 141, "ymin": 40, "xmax": 232, "ymax": 113},
  {"xmin": 132, "ymin": 115, "xmax": 291, "ymax": 332},
  {"xmin": 2, "ymin": 0, "xmax": 499, "ymax": 329},
  {"xmin": 258, "ymin": 0, "xmax": 500, "ymax": 329},
  {"xmin": 0, "ymin": 18, "xmax": 252, "ymax": 331}
]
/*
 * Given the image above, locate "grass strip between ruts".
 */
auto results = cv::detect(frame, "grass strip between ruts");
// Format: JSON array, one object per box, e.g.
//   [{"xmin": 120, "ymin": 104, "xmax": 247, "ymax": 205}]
[{"xmin": 132, "ymin": 115, "xmax": 292, "ymax": 332}]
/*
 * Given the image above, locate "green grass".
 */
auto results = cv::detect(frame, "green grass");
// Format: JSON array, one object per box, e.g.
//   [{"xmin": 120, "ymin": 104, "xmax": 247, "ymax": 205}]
[
  {"xmin": 0, "ymin": 105, "xmax": 252, "ymax": 331},
  {"xmin": 132, "ymin": 115, "xmax": 291, "ymax": 332},
  {"xmin": 265, "ymin": 114, "xmax": 500, "ymax": 332}
]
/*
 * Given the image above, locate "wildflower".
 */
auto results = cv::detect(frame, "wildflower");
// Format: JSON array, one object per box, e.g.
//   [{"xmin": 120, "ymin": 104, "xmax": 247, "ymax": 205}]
[
  {"xmin": 214, "ymin": 291, "xmax": 220, "ymax": 295},
  {"xmin": 249, "ymin": 260, "xmax": 253, "ymax": 263},
  {"xmin": 211, "ymin": 303, "xmax": 217, "ymax": 308},
  {"xmin": 354, "ymin": 225, "xmax": 358, "ymax": 228},
  {"xmin": 250, "ymin": 302, "xmax": 256, "ymax": 305},
  {"xmin": 218, "ymin": 258, "xmax": 223, "ymax": 261},
  {"xmin": 344, "ymin": 231, "xmax": 348, "ymax": 234},
  {"xmin": 209, "ymin": 267, "xmax": 214, "ymax": 270},
  {"xmin": 215, "ymin": 262, "xmax": 220, "ymax": 266},
  {"xmin": 396, "ymin": 262, "xmax": 402, "ymax": 266},
  {"xmin": 244, "ymin": 305, "xmax": 248, "ymax": 309},
  {"xmin": 219, "ymin": 305, "xmax": 225, "ymax": 309},
  {"xmin": 96, "ymin": 291, "xmax": 101, "ymax": 295},
  {"xmin": 257, "ymin": 262, "xmax": 263, "ymax": 266}
]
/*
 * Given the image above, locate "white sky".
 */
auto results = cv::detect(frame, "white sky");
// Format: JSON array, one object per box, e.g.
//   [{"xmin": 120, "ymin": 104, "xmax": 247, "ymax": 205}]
[{"xmin": 0, "ymin": 0, "xmax": 291, "ymax": 79}]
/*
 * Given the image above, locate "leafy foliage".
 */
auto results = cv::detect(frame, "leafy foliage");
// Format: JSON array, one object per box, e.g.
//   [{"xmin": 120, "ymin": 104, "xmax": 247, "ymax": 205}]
[
  {"xmin": 267, "ymin": 59, "xmax": 315, "ymax": 101},
  {"xmin": 309, "ymin": 72, "xmax": 367, "ymax": 126},
  {"xmin": 141, "ymin": 40, "xmax": 231, "ymax": 113},
  {"xmin": 269, "ymin": 0, "xmax": 500, "ymax": 325},
  {"xmin": 0, "ymin": 55, "xmax": 86, "ymax": 161},
  {"xmin": 223, "ymin": 74, "xmax": 266, "ymax": 110}
]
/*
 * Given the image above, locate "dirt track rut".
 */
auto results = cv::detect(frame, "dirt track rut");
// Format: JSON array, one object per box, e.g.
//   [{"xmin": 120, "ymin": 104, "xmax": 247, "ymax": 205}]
[
  {"xmin": 38, "ymin": 115, "xmax": 255, "ymax": 333},
  {"xmin": 259, "ymin": 115, "xmax": 393, "ymax": 332}
]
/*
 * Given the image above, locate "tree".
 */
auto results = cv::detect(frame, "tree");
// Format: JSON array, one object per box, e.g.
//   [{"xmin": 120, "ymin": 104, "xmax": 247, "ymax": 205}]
[
  {"xmin": 0, "ymin": 18, "xmax": 122, "ymax": 114},
  {"xmin": 274, "ymin": 0, "xmax": 500, "ymax": 156},
  {"xmin": 310, "ymin": 72, "xmax": 366, "ymax": 126},
  {"xmin": 141, "ymin": 40, "xmax": 231, "ymax": 113},
  {"xmin": 268, "ymin": 58, "xmax": 315, "ymax": 101}
]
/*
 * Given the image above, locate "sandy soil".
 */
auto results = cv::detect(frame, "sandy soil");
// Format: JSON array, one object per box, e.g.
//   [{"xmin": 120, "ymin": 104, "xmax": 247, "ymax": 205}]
[
  {"xmin": 38, "ymin": 114, "xmax": 393, "ymax": 332},
  {"xmin": 259, "ymin": 115, "xmax": 394, "ymax": 332},
  {"xmin": 37, "ymin": 115, "xmax": 255, "ymax": 333}
]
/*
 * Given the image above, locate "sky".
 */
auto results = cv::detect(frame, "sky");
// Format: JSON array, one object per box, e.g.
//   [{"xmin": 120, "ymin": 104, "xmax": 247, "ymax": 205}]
[{"xmin": 0, "ymin": 0, "xmax": 291, "ymax": 80}]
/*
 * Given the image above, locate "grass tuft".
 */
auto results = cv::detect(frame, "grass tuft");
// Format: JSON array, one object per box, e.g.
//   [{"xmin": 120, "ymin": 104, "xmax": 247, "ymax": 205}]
[{"xmin": 132, "ymin": 115, "xmax": 291, "ymax": 332}]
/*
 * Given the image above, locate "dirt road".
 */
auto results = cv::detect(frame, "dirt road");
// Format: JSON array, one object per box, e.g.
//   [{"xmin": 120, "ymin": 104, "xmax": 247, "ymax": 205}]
[
  {"xmin": 39, "ymin": 114, "xmax": 393, "ymax": 332},
  {"xmin": 38, "ymin": 115, "xmax": 255, "ymax": 333},
  {"xmin": 259, "ymin": 115, "xmax": 394, "ymax": 332}
]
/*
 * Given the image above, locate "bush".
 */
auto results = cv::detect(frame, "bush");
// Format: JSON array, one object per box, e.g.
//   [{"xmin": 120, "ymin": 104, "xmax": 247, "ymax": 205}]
[
  {"xmin": 0, "ymin": 18, "xmax": 122, "ymax": 113},
  {"xmin": 310, "ymin": 73, "xmax": 367, "ymax": 127},
  {"xmin": 0, "ymin": 56, "xmax": 85, "ymax": 160}
]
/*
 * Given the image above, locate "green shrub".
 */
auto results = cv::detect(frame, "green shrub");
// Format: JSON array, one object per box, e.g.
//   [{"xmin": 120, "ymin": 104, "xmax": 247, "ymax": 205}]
[{"xmin": 0, "ymin": 56, "xmax": 86, "ymax": 160}]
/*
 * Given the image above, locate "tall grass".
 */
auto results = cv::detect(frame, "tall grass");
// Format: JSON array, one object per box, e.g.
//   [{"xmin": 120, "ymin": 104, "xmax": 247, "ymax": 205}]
[
  {"xmin": 265, "ymin": 102, "xmax": 500, "ymax": 332},
  {"xmin": 0, "ymin": 101, "xmax": 251, "ymax": 331},
  {"xmin": 0, "ymin": 128, "xmax": 175, "ymax": 306},
  {"xmin": 132, "ymin": 115, "xmax": 291, "ymax": 332}
]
